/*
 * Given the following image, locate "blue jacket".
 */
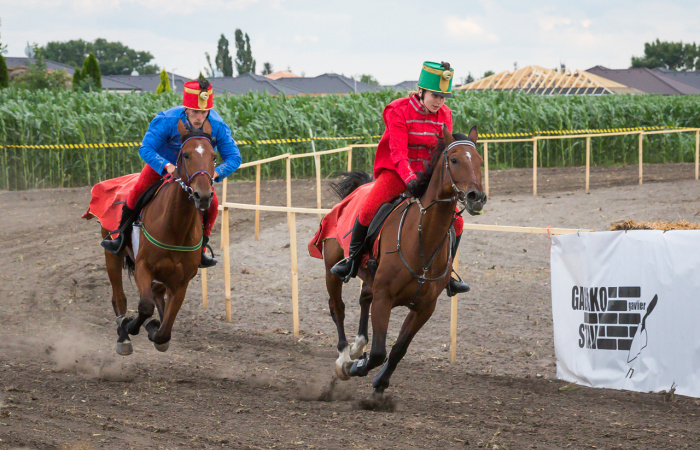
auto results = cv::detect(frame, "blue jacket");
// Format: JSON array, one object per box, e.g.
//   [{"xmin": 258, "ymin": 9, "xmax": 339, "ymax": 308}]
[{"xmin": 138, "ymin": 106, "xmax": 242, "ymax": 181}]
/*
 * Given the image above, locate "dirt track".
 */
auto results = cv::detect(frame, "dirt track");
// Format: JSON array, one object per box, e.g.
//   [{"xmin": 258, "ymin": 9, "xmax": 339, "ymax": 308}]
[{"xmin": 2, "ymin": 163, "xmax": 700, "ymax": 449}]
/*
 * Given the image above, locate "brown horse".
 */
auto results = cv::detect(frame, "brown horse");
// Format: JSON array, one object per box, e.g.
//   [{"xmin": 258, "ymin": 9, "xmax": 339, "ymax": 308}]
[
  {"xmin": 320, "ymin": 126, "xmax": 486, "ymax": 394},
  {"xmin": 102, "ymin": 119, "xmax": 216, "ymax": 355}
]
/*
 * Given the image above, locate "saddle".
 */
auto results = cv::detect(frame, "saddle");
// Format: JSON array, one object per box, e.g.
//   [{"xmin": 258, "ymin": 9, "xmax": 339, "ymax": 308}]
[{"xmin": 363, "ymin": 196, "xmax": 407, "ymax": 275}]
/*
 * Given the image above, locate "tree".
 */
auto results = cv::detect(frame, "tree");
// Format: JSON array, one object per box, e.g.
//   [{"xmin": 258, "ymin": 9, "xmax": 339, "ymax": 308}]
[
  {"xmin": 215, "ymin": 34, "xmax": 233, "ymax": 77},
  {"xmin": 12, "ymin": 46, "xmax": 70, "ymax": 90},
  {"xmin": 261, "ymin": 62, "xmax": 273, "ymax": 76},
  {"xmin": 204, "ymin": 52, "xmax": 216, "ymax": 77},
  {"xmin": 359, "ymin": 74, "xmax": 379, "ymax": 85},
  {"xmin": 463, "ymin": 72, "xmax": 475, "ymax": 84},
  {"xmin": 71, "ymin": 65, "xmax": 84, "ymax": 90},
  {"xmin": 234, "ymin": 29, "xmax": 256, "ymax": 75},
  {"xmin": 631, "ymin": 39, "xmax": 700, "ymax": 71},
  {"xmin": 82, "ymin": 52, "xmax": 101, "ymax": 89},
  {"xmin": 40, "ymin": 39, "xmax": 158, "ymax": 75},
  {"xmin": 483, "ymin": 70, "xmax": 495, "ymax": 78},
  {"xmin": 0, "ymin": 53, "xmax": 8, "ymax": 88},
  {"xmin": 156, "ymin": 68, "xmax": 171, "ymax": 94}
]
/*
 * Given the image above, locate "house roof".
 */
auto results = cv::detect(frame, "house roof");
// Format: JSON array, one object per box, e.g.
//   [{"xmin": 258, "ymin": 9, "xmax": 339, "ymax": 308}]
[
  {"xmin": 5, "ymin": 56, "xmax": 76, "ymax": 74},
  {"xmin": 652, "ymin": 68, "xmax": 700, "ymax": 90},
  {"xmin": 275, "ymin": 73, "xmax": 384, "ymax": 94},
  {"xmin": 455, "ymin": 65, "xmax": 640, "ymax": 95},
  {"xmin": 107, "ymin": 73, "xmax": 193, "ymax": 93},
  {"xmin": 209, "ymin": 73, "xmax": 305, "ymax": 95},
  {"xmin": 389, "ymin": 80, "xmax": 419, "ymax": 91},
  {"xmin": 586, "ymin": 66, "xmax": 700, "ymax": 95}
]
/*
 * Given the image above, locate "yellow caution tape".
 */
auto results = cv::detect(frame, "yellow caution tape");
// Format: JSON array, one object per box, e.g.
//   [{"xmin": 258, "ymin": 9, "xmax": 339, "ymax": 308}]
[{"xmin": 2, "ymin": 127, "xmax": 697, "ymax": 149}]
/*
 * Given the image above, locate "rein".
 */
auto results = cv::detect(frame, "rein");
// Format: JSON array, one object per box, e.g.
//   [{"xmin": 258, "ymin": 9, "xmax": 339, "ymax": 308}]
[{"xmin": 392, "ymin": 141, "xmax": 472, "ymax": 308}]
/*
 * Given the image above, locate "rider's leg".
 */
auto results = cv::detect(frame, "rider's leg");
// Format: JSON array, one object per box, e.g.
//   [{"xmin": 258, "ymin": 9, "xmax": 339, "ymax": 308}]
[
  {"xmin": 199, "ymin": 191, "xmax": 218, "ymax": 268},
  {"xmin": 331, "ymin": 171, "xmax": 405, "ymax": 281},
  {"xmin": 101, "ymin": 165, "xmax": 161, "ymax": 255},
  {"xmin": 445, "ymin": 214, "xmax": 470, "ymax": 296}
]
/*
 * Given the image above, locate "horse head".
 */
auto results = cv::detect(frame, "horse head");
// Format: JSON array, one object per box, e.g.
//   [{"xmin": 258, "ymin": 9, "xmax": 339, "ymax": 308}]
[
  {"xmin": 439, "ymin": 126, "xmax": 487, "ymax": 215},
  {"xmin": 176, "ymin": 119, "xmax": 216, "ymax": 211}
]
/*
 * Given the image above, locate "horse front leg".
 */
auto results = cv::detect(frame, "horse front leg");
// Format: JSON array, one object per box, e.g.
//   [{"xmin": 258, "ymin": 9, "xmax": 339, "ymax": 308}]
[
  {"xmin": 344, "ymin": 294, "xmax": 392, "ymax": 379},
  {"xmin": 102, "ymin": 228, "xmax": 132, "ymax": 356},
  {"xmin": 372, "ymin": 301, "xmax": 437, "ymax": 394},
  {"xmin": 146, "ymin": 284, "xmax": 188, "ymax": 352},
  {"xmin": 350, "ymin": 280, "xmax": 373, "ymax": 359},
  {"xmin": 324, "ymin": 240, "xmax": 351, "ymax": 379},
  {"xmin": 123, "ymin": 262, "xmax": 156, "ymax": 337}
]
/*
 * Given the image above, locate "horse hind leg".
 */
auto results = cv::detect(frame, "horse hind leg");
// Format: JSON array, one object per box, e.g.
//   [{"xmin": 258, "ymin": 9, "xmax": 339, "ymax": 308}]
[
  {"xmin": 350, "ymin": 280, "xmax": 372, "ymax": 359},
  {"xmin": 103, "ymin": 228, "xmax": 133, "ymax": 356},
  {"xmin": 324, "ymin": 239, "xmax": 351, "ymax": 380}
]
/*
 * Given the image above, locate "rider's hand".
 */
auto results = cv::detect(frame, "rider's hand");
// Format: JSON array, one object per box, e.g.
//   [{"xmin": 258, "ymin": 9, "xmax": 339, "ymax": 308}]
[
  {"xmin": 165, "ymin": 164, "xmax": 176, "ymax": 175},
  {"xmin": 407, "ymin": 179, "xmax": 421, "ymax": 198}
]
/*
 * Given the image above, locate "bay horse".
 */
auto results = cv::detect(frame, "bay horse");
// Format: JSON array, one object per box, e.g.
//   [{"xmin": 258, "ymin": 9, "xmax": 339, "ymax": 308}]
[
  {"xmin": 102, "ymin": 119, "xmax": 216, "ymax": 355},
  {"xmin": 320, "ymin": 126, "xmax": 486, "ymax": 394}
]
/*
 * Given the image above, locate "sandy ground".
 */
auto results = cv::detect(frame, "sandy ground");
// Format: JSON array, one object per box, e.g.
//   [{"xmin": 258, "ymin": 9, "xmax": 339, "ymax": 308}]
[{"xmin": 1, "ymin": 163, "xmax": 700, "ymax": 449}]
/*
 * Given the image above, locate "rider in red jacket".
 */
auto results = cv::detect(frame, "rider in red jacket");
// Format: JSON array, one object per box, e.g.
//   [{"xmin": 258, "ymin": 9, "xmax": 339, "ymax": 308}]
[{"xmin": 331, "ymin": 61, "xmax": 469, "ymax": 296}]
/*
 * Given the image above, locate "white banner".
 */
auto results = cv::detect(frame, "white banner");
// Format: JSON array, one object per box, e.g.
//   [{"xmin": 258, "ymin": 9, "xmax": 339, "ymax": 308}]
[{"xmin": 551, "ymin": 230, "xmax": 700, "ymax": 398}]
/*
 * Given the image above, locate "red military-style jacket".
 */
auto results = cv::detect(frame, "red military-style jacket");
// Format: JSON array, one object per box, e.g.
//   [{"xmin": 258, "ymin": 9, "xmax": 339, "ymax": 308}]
[{"xmin": 373, "ymin": 93, "xmax": 453, "ymax": 184}]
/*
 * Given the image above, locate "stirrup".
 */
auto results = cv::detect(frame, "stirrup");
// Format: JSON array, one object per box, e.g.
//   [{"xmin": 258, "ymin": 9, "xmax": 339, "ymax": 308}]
[
  {"xmin": 331, "ymin": 257, "xmax": 356, "ymax": 283},
  {"xmin": 101, "ymin": 233, "xmax": 125, "ymax": 255},
  {"xmin": 199, "ymin": 240, "xmax": 217, "ymax": 268},
  {"xmin": 445, "ymin": 271, "xmax": 470, "ymax": 296}
]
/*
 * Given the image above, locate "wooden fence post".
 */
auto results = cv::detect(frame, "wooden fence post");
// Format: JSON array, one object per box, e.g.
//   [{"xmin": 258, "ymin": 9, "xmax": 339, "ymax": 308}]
[
  {"xmin": 255, "ymin": 164, "xmax": 261, "ymax": 240},
  {"xmin": 638, "ymin": 132, "xmax": 644, "ymax": 185},
  {"xmin": 201, "ymin": 268, "xmax": 208, "ymax": 310},
  {"xmin": 288, "ymin": 211, "xmax": 300, "ymax": 337},
  {"xmin": 347, "ymin": 147, "xmax": 353, "ymax": 172},
  {"xmin": 315, "ymin": 154, "xmax": 322, "ymax": 221},
  {"xmin": 532, "ymin": 138, "xmax": 538, "ymax": 196},
  {"xmin": 450, "ymin": 250, "xmax": 459, "ymax": 364},
  {"xmin": 695, "ymin": 130, "xmax": 699, "ymax": 181},
  {"xmin": 585, "ymin": 136, "xmax": 591, "ymax": 193},
  {"xmin": 220, "ymin": 177, "xmax": 227, "ymax": 251},
  {"xmin": 483, "ymin": 142, "xmax": 489, "ymax": 198},
  {"xmin": 222, "ymin": 206, "xmax": 231, "ymax": 322}
]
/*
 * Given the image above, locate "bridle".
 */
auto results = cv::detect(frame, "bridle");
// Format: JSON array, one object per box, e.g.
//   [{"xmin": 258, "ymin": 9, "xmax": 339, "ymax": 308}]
[
  {"xmin": 392, "ymin": 139, "xmax": 477, "ymax": 308},
  {"xmin": 168, "ymin": 132, "xmax": 216, "ymax": 200}
]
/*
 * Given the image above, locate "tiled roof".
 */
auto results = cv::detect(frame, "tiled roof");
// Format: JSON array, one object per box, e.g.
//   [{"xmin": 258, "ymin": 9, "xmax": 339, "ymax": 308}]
[{"xmin": 586, "ymin": 66, "xmax": 700, "ymax": 95}]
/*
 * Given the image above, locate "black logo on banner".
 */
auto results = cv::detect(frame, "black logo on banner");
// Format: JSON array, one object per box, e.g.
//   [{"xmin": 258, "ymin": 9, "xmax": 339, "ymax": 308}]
[{"xmin": 572, "ymin": 286, "xmax": 658, "ymax": 353}]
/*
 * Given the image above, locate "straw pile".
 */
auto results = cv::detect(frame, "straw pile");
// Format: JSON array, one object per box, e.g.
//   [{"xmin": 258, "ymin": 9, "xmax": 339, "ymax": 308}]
[{"xmin": 609, "ymin": 220, "xmax": 700, "ymax": 231}]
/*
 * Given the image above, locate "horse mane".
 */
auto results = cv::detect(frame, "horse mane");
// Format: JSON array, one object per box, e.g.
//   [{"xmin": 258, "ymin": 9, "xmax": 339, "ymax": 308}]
[
  {"xmin": 330, "ymin": 171, "xmax": 373, "ymax": 200},
  {"xmin": 409, "ymin": 133, "xmax": 470, "ymax": 198}
]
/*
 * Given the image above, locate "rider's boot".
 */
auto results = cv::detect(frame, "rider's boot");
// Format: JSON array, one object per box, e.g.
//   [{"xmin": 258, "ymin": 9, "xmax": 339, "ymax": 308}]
[
  {"xmin": 330, "ymin": 217, "xmax": 369, "ymax": 282},
  {"xmin": 199, "ymin": 235, "xmax": 217, "ymax": 268},
  {"xmin": 101, "ymin": 204, "xmax": 137, "ymax": 255},
  {"xmin": 445, "ymin": 234, "xmax": 470, "ymax": 296}
]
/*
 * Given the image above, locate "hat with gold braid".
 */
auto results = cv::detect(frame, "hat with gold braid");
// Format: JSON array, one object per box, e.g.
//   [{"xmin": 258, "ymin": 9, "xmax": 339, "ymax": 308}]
[
  {"xmin": 183, "ymin": 79, "xmax": 214, "ymax": 110},
  {"xmin": 418, "ymin": 61, "xmax": 454, "ymax": 98}
]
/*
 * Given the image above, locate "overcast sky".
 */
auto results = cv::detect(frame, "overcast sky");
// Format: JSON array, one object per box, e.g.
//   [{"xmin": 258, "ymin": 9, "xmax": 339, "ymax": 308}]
[{"xmin": 2, "ymin": 0, "xmax": 699, "ymax": 85}]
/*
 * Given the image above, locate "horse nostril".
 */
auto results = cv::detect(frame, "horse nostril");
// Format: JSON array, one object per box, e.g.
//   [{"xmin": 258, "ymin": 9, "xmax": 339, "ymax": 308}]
[
  {"xmin": 466, "ymin": 191, "xmax": 478, "ymax": 202},
  {"xmin": 193, "ymin": 192, "xmax": 201, "ymax": 200}
]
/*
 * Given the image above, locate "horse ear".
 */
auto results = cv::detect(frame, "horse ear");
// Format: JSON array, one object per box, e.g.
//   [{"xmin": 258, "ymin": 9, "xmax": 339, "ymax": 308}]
[
  {"xmin": 202, "ymin": 119, "xmax": 212, "ymax": 136},
  {"xmin": 177, "ymin": 119, "xmax": 188, "ymax": 137},
  {"xmin": 442, "ymin": 125, "xmax": 454, "ymax": 146},
  {"xmin": 468, "ymin": 125, "xmax": 478, "ymax": 143}
]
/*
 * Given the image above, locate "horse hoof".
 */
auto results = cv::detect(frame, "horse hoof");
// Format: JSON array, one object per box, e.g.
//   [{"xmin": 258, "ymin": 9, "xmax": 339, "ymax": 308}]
[
  {"xmin": 153, "ymin": 341, "xmax": 170, "ymax": 352},
  {"xmin": 115, "ymin": 341, "xmax": 133, "ymax": 356},
  {"xmin": 335, "ymin": 363, "xmax": 350, "ymax": 381}
]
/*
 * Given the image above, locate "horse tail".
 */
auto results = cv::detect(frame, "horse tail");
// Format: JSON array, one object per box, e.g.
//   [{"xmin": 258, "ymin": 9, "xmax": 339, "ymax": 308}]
[
  {"xmin": 123, "ymin": 255, "xmax": 135, "ymax": 279},
  {"xmin": 330, "ymin": 171, "xmax": 373, "ymax": 200}
]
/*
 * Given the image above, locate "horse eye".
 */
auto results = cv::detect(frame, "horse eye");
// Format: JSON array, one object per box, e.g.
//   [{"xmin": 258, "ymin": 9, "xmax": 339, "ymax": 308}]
[
  {"xmin": 183, "ymin": 153, "xmax": 190, "ymax": 159},
  {"xmin": 450, "ymin": 157, "xmax": 458, "ymax": 164}
]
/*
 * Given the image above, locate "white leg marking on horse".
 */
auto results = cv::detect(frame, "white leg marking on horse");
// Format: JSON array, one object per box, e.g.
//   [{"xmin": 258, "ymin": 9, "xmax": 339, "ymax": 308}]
[
  {"xmin": 196, "ymin": 144, "xmax": 204, "ymax": 155},
  {"xmin": 335, "ymin": 346, "xmax": 351, "ymax": 368},
  {"xmin": 350, "ymin": 335, "xmax": 368, "ymax": 359}
]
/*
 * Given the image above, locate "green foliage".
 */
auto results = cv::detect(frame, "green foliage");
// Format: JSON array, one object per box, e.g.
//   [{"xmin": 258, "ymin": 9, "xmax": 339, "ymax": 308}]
[
  {"xmin": 216, "ymin": 34, "xmax": 233, "ymax": 77},
  {"xmin": 11, "ymin": 48, "xmax": 70, "ymax": 91},
  {"xmin": 0, "ymin": 53, "xmax": 8, "ymax": 88},
  {"xmin": 483, "ymin": 70, "xmax": 495, "ymax": 78},
  {"xmin": 71, "ymin": 66, "xmax": 83, "ymax": 90},
  {"xmin": 262, "ymin": 62, "xmax": 273, "ymax": 76},
  {"xmin": 360, "ymin": 74, "xmax": 379, "ymax": 85},
  {"xmin": 234, "ymin": 29, "xmax": 256, "ymax": 75},
  {"xmin": 81, "ymin": 53, "xmax": 101, "ymax": 89},
  {"xmin": 156, "ymin": 69, "xmax": 171, "ymax": 94},
  {"xmin": 1, "ymin": 89, "xmax": 699, "ymax": 190},
  {"xmin": 41, "ymin": 38, "xmax": 158, "ymax": 75},
  {"xmin": 631, "ymin": 39, "xmax": 700, "ymax": 71}
]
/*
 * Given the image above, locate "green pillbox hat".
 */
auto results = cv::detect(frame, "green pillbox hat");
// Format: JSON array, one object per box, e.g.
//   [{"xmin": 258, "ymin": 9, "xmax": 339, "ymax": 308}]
[{"xmin": 418, "ymin": 61, "xmax": 454, "ymax": 98}]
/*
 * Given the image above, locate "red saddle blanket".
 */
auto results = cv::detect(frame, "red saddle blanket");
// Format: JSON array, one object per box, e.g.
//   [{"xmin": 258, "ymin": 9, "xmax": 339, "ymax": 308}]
[
  {"xmin": 308, "ymin": 181, "xmax": 398, "ymax": 268},
  {"xmin": 82, "ymin": 173, "xmax": 140, "ymax": 237}
]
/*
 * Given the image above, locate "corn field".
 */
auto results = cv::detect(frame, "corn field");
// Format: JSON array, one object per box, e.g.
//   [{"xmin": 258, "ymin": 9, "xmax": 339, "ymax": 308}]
[{"xmin": 1, "ymin": 87, "xmax": 699, "ymax": 190}]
